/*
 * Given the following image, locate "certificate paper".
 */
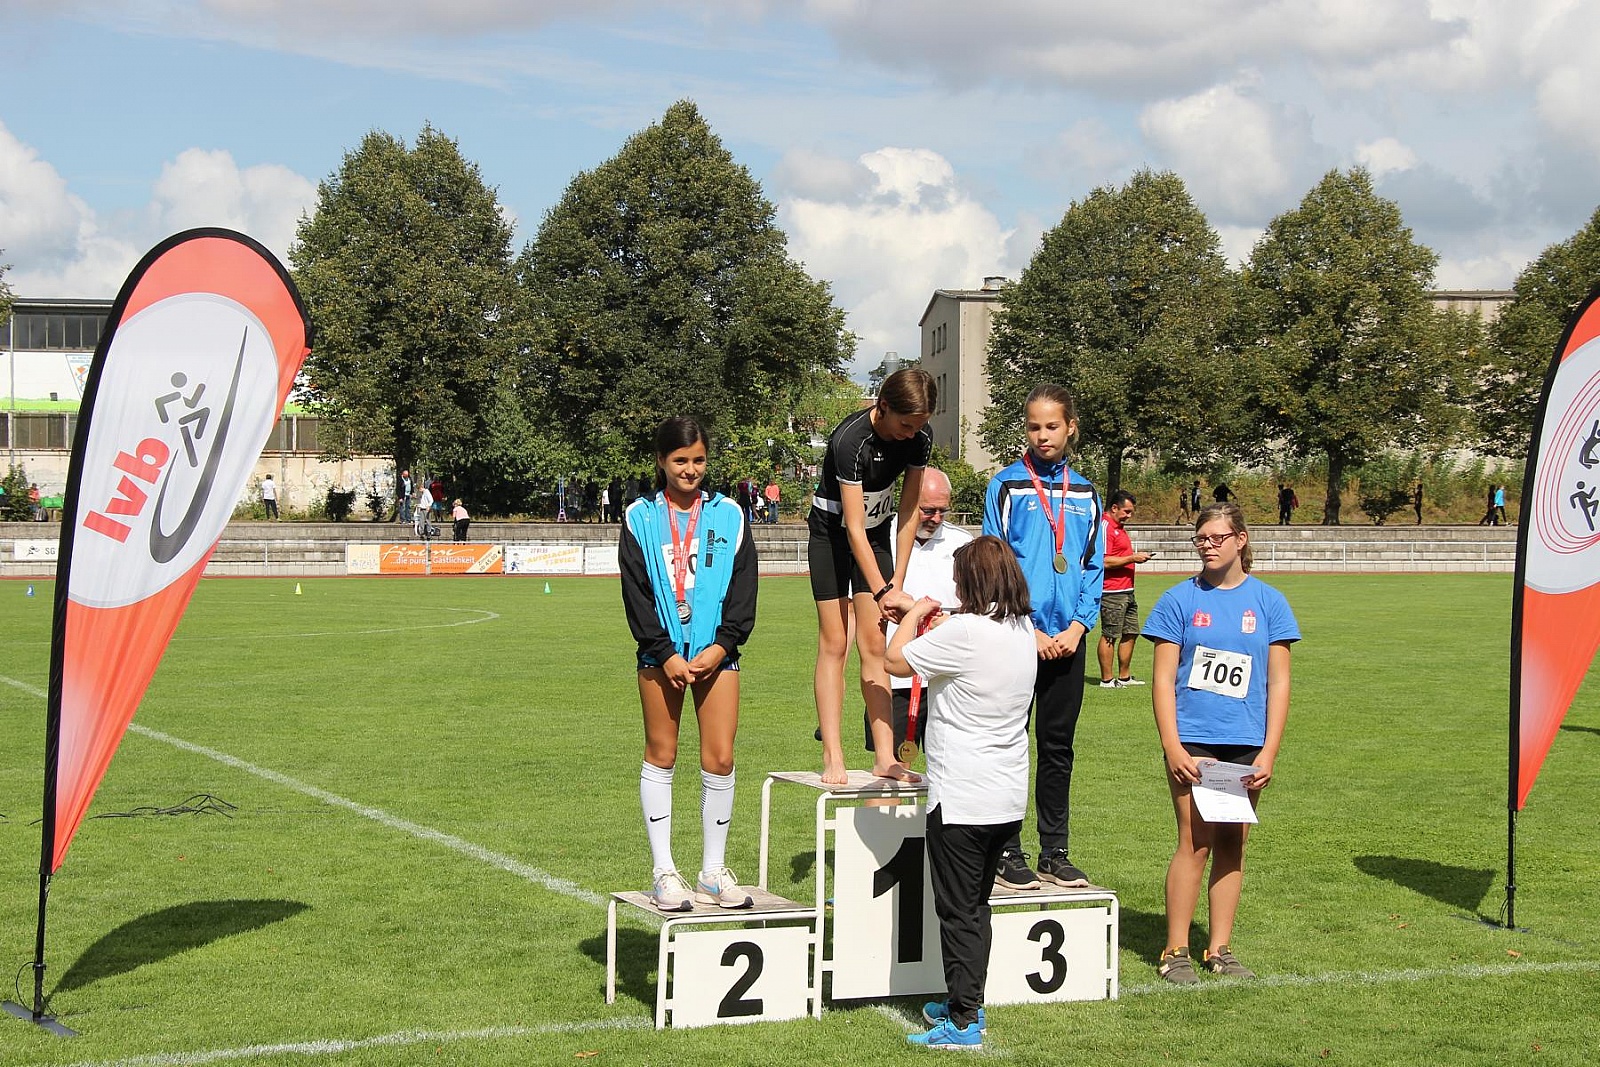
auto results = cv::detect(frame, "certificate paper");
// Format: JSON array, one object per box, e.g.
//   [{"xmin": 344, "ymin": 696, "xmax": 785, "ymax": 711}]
[{"xmin": 1190, "ymin": 760, "xmax": 1260, "ymax": 824}]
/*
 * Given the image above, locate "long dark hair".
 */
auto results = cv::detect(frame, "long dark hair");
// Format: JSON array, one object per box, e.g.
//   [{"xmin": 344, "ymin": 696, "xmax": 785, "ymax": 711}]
[
  {"xmin": 878, "ymin": 367, "xmax": 937, "ymax": 416},
  {"xmin": 652, "ymin": 416, "xmax": 709, "ymax": 491},
  {"xmin": 1025, "ymin": 382, "xmax": 1079, "ymax": 453},
  {"xmin": 953, "ymin": 535, "xmax": 1032, "ymax": 622}
]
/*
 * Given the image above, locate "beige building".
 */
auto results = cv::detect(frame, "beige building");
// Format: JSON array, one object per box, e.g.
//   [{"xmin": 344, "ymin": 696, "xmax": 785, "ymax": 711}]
[
  {"xmin": 1428, "ymin": 289, "xmax": 1512, "ymax": 323},
  {"xmin": 918, "ymin": 284, "xmax": 1513, "ymax": 478},
  {"xmin": 918, "ymin": 278, "xmax": 1007, "ymax": 474}
]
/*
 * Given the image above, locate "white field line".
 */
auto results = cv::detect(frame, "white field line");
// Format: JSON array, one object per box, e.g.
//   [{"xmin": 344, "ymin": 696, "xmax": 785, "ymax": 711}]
[
  {"xmin": 0, "ymin": 673, "xmax": 603, "ymax": 908},
  {"xmin": 15, "ymin": 960, "xmax": 1597, "ymax": 1067},
  {"xmin": 33, "ymin": 1016, "xmax": 650, "ymax": 1067},
  {"xmin": 1118, "ymin": 957, "xmax": 1599, "ymax": 996},
  {"xmin": 171, "ymin": 607, "xmax": 501, "ymax": 642}
]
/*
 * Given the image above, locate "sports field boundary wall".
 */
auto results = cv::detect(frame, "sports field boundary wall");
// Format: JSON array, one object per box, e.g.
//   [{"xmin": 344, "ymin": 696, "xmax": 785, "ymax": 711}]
[{"xmin": 0, "ymin": 521, "xmax": 1520, "ymax": 579}]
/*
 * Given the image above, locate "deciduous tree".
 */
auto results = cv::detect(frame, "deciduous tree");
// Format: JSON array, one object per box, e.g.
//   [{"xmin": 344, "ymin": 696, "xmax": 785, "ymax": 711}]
[
  {"xmin": 1477, "ymin": 206, "xmax": 1600, "ymax": 457},
  {"xmin": 515, "ymin": 101, "xmax": 851, "ymax": 469},
  {"xmin": 981, "ymin": 170, "xmax": 1239, "ymax": 492},
  {"xmin": 291, "ymin": 126, "xmax": 517, "ymax": 508},
  {"xmin": 1240, "ymin": 168, "xmax": 1471, "ymax": 523}
]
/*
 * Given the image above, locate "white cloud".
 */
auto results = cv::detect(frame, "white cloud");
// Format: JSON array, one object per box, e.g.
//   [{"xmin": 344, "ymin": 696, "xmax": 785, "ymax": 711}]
[
  {"xmin": 775, "ymin": 147, "xmax": 1015, "ymax": 374},
  {"xmin": 1139, "ymin": 79, "xmax": 1316, "ymax": 221},
  {"xmin": 147, "ymin": 149, "xmax": 317, "ymax": 261},
  {"xmin": 1355, "ymin": 137, "xmax": 1419, "ymax": 177},
  {"xmin": 0, "ymin": 124, "xmax": 313, "ymax": 297}
]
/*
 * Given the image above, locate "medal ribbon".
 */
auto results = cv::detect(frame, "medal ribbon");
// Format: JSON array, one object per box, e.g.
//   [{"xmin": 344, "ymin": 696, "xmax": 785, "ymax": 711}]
[
  {"xmin": 668, "ymin": 494, "xmax": 702, "ymax": 612},
  {"xmin": 902, "ymin": 613, "xmax": 934, "ymax": 749},
  {"xmin": 1022, "ymin": 452, "xmax": 1068, "ymax": 561}
]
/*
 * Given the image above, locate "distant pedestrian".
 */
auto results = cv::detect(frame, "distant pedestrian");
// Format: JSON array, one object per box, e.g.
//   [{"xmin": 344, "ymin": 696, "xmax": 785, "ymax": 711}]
[
  {"xmin": 1213, "ymin": 482, "xmax": 1235, "ymax": 505},
  {"xmin": 1189, "ymin": 481, "xmax": 1202, "ymax": 515},
  {"xmin": 1413, "ymin": 482, "xmax": 1424, "ymax": 525},
  {"xmin": 1276, "ymin": 484, "xmax": 1294, "ymax": 526},
  {"xmin": 1479, "ymin": 486, "xmax": 1496, "ymax": 526},
  {"xmin": 430, "ymin": 478, "xmax": 445, "ymax": 520},
  {"xmin": 398, "ymin": 468, "xmax": 414, "ymax": 524},
  {"xmin": 260, "ymin": 475, "xmax": 279, "ymax": 520},
  {"xmin": 1494, "ymin": 484, "xmax": 1507, "ymax": 525},
  {"xmin": 765, "ymin": 475, "xmax": 781, "ymax": 524},
  {"xmin": 1179, "ymin": 484, "xmax": 1192, "ymax": 523},
  {"xmin": 452, "ymin": 499, "xmax": 471, "ymax": 542}
]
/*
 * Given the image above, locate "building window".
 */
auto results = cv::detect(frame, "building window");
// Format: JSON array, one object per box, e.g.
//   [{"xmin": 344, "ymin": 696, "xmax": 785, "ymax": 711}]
[{"xmin": 3, "ymin": 312, "xmax": 110, "ymax": 351}]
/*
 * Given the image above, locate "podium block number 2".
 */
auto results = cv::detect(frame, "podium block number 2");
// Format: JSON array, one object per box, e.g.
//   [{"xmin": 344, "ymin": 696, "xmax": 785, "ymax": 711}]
[{"xmin": 668, "ymin": 926, "xmax": 812, "ymax": 1028}]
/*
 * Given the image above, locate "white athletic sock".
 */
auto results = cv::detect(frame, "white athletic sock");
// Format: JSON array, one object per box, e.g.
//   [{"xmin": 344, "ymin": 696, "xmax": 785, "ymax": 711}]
[
  {"xmin": 700, "ymin": 767, "xmax": 735, "ymax": 876},
  {"xmin": 640, "ymin": 761, "xmax": 676, "ymax": 874}
]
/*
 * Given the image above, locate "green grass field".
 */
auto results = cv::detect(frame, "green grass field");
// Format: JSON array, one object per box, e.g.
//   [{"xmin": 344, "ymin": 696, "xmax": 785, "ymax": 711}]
[{"xmin": 0, "ymin": 573, "xmax": 1596, "ymax": 1066}]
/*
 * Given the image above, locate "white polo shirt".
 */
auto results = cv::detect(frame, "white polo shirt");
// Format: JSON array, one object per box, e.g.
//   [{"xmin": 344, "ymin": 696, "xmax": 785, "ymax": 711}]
[
  {"xmin": 902, "ymin": 612, "xmax": 1036, "ymax": 825},
  {"xmin": 887, "ymin": 522, "xmax": 973, "ymax": 690}
]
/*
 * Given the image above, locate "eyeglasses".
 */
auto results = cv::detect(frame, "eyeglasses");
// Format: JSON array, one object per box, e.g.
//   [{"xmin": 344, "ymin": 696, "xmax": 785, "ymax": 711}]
[
  {"xmin": 919, "ymin": 506, "xmax": 950, "ymax": 516},
  {"xmin": 1190, "ymin": 532, "xmax": 1240, "ymax": 548}
]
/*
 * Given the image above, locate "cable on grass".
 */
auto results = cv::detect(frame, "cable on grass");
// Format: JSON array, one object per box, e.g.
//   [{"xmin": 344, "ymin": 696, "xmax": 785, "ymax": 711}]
[{"xmin": 92, "ymin": 794, "xmax": 238, "ymax": 820}]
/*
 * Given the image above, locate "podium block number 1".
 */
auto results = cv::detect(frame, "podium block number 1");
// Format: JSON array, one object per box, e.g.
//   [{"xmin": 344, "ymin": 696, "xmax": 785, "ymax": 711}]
[{"xmin": 829, "ymin": 805, "xmax": 944, "ymax": 999}]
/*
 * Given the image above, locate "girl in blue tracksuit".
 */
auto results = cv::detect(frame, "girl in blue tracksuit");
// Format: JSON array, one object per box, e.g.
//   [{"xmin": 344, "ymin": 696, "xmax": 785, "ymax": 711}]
[
  {"xmin": 982, "ymin": 383, "xmax": 1103, "ymax": 891},
  {"xmin": 620, "ymin": 417, "xmax": 759, "ymax": 912}
]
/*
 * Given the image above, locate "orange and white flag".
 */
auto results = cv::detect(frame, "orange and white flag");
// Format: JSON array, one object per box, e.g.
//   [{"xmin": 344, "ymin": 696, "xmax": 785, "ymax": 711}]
[
  {"xmin": 1513, "ymin": 287, "xmax": 1600, "ymax": 809},
  {"xmin": 47, "ymin": 230, "xmax": 310, "ymax": 870}
]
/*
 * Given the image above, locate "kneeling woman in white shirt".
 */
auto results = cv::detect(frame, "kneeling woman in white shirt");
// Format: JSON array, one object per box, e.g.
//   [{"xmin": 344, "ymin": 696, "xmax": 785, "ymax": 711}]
[{"xmin": 886, "ymin": 534, "xmax": 1038, "ymax": 1050}]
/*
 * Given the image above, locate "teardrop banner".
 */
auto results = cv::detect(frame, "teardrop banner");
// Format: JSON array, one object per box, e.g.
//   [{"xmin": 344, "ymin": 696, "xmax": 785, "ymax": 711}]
[
  {"xmin": 7, "ymin": 229, "xmax": 310, "ymax": 1034},
  {"xmin": 1505, "ymin": 284, "xmax": 1600, "ymax": 927}
]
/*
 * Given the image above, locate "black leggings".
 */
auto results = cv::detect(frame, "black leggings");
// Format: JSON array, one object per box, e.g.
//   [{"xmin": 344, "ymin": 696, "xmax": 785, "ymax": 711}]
[{"xmin": 1001, "ymin": 648, "xmax": 1086, "ymax": 855}]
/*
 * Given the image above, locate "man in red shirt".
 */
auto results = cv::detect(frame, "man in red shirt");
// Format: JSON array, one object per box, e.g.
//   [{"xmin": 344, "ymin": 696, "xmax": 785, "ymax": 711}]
[{"xmin": 1098, "ymin": 490, "xmax": 1152, "ymax": 688}]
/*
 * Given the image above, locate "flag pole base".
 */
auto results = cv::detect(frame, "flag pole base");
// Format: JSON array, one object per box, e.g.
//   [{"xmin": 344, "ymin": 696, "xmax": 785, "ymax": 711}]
[{"xmin": 2, "ymin": 1000, "xmax": 78, "ymax": 1037}]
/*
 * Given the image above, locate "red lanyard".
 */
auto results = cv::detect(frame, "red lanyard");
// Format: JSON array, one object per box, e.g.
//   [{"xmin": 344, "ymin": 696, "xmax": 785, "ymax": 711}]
[
  {"xmin": 1022, "ymin": 452, "xmax": 1068, "ymax": 560},
  {"xmin": 669, "ymin": 495, "xmax": 702, "ymax": 608}
]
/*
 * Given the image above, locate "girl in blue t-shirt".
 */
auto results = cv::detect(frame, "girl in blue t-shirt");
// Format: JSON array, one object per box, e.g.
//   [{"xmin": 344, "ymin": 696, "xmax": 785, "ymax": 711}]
[{"xmin": 1142, "ymin": 502, "xmax": 1300, "ymax": 983}]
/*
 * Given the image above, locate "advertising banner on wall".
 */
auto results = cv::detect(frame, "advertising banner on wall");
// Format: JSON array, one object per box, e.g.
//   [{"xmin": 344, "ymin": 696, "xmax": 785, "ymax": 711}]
[{"xmin": 346, "ymin": 543, "xmax": 504, "ymax": 575}]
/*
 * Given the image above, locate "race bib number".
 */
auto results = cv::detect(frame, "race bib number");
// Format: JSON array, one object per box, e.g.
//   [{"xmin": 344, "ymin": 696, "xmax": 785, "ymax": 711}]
[
  {"xmin": 862, "ymin": 486, "xmax": 895, "ymax": 527},
  {"xmin": 1187, "ymin": 646, "xmax": 1251, "ymax": 699},
  {"xmin": 660, "ymin": 540, "xmax": 699, "ymax": 590}
]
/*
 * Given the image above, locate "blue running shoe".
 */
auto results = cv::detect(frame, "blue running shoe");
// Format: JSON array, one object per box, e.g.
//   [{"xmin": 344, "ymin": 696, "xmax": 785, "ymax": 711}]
[
  {"xmin": 921, "ymin": 1000, "xmax": 986, "ymax": 1033},
  {"xmin": 906, "ymin": 1017, "xmax": 983, "ymax": 1050}
]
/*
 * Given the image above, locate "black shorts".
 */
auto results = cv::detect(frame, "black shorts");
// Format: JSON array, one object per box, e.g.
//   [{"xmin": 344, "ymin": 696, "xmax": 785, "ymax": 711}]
[
  {"xmin": 1177, "ymin": 741, "xmax": 1262, "ymax": 765},
  {"xmin": 863, "ymin": 686, "xmax": 928, "ymax": 752},
  {"xmin": 808, "ymin": 520, "xmax": 893, "ymax": 602}
]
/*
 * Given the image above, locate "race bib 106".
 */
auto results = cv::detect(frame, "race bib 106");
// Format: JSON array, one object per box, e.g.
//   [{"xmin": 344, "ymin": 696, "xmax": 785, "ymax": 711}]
[{"xmin": 1187, "ymin": 645, "xmax": 1251, "ymax": 699}]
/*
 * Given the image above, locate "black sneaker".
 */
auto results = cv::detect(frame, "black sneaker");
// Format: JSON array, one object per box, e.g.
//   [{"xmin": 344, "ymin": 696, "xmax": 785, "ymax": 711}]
[
  {"xmin": 1037, "ymin": 849, "xmax": 1089, "ymax": 887},
  {"xmin": 994, "ymin": 849, "xmax": 1040, "ymax": 890}
]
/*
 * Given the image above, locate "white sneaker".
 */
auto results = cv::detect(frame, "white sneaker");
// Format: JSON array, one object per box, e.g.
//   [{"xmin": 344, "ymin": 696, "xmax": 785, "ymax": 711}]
[
  {"xmin": 1118, "ymin": 676, "xmax": 1146, "ymax": 686},
  {"xmin": 695, "ymin": 865, "xmax": 754, "ymax": 909},
  {"xmin": 1098, "ymin": 679, "xmax": 1123, "ymax": 688},
  {"xmin": 650, "ymin": 868, "xmax": 694, "ymax": 912}
]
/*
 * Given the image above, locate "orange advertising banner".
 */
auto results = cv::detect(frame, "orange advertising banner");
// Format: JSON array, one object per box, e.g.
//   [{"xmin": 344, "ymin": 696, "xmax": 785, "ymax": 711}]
[
  {"xmin": 49, "ymin": 230, "xmax": 311, "ymax": 872},
  {"xmin": 347, "ymin": 543, "xmax": 504, "ymax": 575},
  {"xmin": 1513, "ymin": 286, "xmax": 1600, "ymax": 809}
]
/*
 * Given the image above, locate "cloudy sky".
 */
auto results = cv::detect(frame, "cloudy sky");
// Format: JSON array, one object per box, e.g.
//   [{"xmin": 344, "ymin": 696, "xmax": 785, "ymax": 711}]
[{"xmin": 3, "ymin": 1, "xmax": 1598, "ymax": 377}]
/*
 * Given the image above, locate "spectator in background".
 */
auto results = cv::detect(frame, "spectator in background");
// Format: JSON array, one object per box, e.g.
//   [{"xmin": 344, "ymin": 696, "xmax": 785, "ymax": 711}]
[
  {"xmin": 398, "ymin": 468, "xmax": 413, "ymax": 524},
  {"xmin": 1097, "ymin": 490, "xmax": 1152, "ymax": 688},
  {"xmin": 430, "ymin": 477, "xmax": 446, "ymax": 520},
  {"xmin": 452, "ymin": 499, "xmax": 471, "ymax": 542},
  {"xmin": 1276, "ymin": 483, "xmax": 1294, "ymax": 526},
  {"xmin": 260, "ymin": 476, "xmax": 279, "ymax": 521},
  {"xmin": 765, "ymin": 474, "xmax": 781, "ymax": 524},
  {"xmin": 1189, "ymin": 481, "xmax": 1202, "ymax": 516},
  {"xmin": 1494, "ymin": 484, "xmax": 1508, "ymax": 525},
  {"xmin": 1413, "ymin": 482, "xmax": 1424, "ymax": 525}
]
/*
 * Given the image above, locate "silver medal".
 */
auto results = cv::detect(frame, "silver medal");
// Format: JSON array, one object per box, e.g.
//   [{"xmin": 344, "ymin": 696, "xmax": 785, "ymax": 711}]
[{"xmin": 677, "ymin": 600, "xmax": 692, "ymax": 623}]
